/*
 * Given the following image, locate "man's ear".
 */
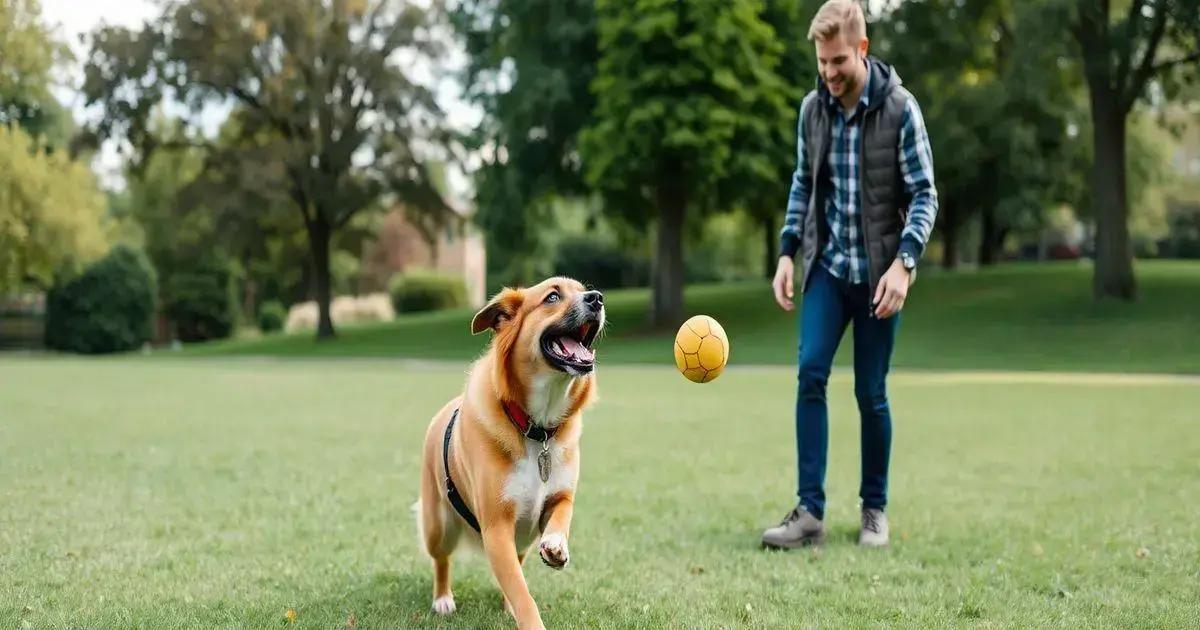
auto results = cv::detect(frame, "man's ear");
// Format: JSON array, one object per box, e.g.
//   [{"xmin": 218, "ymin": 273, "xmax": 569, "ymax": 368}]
[{"xmin": 471, "ymin": 288, "xmax": 524, "ymax": 335}]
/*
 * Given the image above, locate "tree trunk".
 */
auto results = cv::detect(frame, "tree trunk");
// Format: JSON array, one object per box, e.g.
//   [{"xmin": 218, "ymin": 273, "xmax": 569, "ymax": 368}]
[
  {"xmin": 941, "ymin": 204, "xmax": 959, "ymax": 270},
  {"xmin": 651, "ymin": 184, "xmax": 686, "ymax": 329},
  {"xmin": 307, "ymin": 217, "xmax": 336, "ymax": 340},
  {"xmin": 1088, "ymin": 88, "xmax": 1136, "ymax": 300},
  {"xmin": 763, "ymin": 215, "xmax": 776, "ymax": 279},
  {"xmin": 979, "ymin": 205, "xmax": 999, "ymax": 266}
]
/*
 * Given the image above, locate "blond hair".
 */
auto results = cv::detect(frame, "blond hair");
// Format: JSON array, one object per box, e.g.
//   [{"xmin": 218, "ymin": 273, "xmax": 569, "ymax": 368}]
[{"xmin": 807, "ymin": 0, "xmax": 866, "ymax": 44}]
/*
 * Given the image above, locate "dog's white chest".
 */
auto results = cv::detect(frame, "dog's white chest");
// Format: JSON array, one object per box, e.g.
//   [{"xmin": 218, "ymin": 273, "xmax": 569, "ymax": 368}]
[{"xmin": 502, "ymin": 439, "xmax": 573, "ymax": 532}]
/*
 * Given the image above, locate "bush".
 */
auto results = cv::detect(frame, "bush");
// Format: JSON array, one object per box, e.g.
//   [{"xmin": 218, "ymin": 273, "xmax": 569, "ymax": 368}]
[
  {"xmin": 552, "ymin": 236, "xmax": 649, "ymax": 289},
  {"xmin": 258, "ymin": 300, "xmax": 286, "ymax": 333},
  {"xmin": 284, "ymin": 293, "xmax": 395, "ymax": 333},
  {"xmin": 388, "ymin": 269, "xmax": 468, "ymax": 313},
  {"xmin": 44, "ymin": 245, "xmax": 157, "ymax": 354},
  {"xmin": 164, "ymin": 260, "xmax": 237, "ymax": 343}
]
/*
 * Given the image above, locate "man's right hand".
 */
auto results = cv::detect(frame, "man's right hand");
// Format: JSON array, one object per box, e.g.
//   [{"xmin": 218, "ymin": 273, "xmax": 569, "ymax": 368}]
[{"xmin": 772, "ymin": 256, "xmax": 795, "ymax": 311}]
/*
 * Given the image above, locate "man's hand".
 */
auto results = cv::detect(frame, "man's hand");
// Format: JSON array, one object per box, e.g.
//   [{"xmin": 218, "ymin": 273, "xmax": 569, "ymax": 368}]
[
  {"xmin": 772, "ymin": 256, "xmax": 795, "ymax": 311},
  {"xmin": 873, "ymin": 259, "xmax": 911, "ymax": 319}
]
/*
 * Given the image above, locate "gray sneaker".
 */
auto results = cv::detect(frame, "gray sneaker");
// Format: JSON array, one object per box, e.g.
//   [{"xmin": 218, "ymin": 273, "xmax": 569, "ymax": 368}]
[
  {"xmin": 761, "ymin": 505, "xmax": 825, "ymax": 549},
  {"xmin": 859, "ymin": 508, "xmax": 889, "ymax": 547}
]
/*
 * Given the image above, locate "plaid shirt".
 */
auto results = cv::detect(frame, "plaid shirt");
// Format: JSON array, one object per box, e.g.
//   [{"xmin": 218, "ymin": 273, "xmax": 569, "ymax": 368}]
[{"xmin": 782, "ymin": 72, "xmax": 938, "ymax": 283}]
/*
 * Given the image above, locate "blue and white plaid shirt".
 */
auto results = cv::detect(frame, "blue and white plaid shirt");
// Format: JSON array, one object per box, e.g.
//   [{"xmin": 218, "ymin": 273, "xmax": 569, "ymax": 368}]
[{"xmin": 782, "ymin": 70, "xmax": 938, "ymax": 284}]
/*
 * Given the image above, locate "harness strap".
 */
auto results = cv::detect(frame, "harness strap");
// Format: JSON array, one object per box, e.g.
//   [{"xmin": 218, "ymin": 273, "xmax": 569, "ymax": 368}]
[{"xmin": 443, "ymin": 409, "xmax": 481, "ymax": 533}]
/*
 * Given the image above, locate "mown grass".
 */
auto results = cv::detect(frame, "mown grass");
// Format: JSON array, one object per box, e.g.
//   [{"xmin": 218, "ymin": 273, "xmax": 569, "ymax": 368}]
[
  {"xmin": 185, "ymin": 261, "xmax": 1200, "ymax": 374},
  {"xmin": 3, "ymin": 357, "xmax": 1198, "ymax": 628}
]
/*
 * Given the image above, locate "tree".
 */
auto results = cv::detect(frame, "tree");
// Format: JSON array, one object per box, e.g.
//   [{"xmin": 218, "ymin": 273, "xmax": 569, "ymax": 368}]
[
  {"xmin": 743, "ymin": 0, "xmax": 814, "ymax": 279},
  {"xmin": 80, "ymin": 0, "xmax": 455, "ymax": 338},
  {"xmin": 0, "ymin": 0, "xmax": 108, "ymax": 292},
  {"xmin": 450, "ymin": 0, "xmax": 599, "ymax": 286},
  {"xmin": 0, "ymin": 125, "xmax": 109, "ymax": 292},
  {"xmin": 877, "ymin": 0, "xmax": 1085, "ymax": 268},
  {"xmin": 580, "ymin": 0, "xmax": 792, "ymax": 328},
  {"xmin": 0, "ymin": 0, "xmax": 72, "ymax": 144},
  {"xmin": 1051, "ymin": 0, "xmax": 1200, "ymax": 299}
]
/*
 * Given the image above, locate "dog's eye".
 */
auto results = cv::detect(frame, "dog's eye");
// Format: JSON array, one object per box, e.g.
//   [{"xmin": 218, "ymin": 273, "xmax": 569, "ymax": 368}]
[{"xmin": 544, "ymin": 291, "xmax": 560, "ymax": 304}]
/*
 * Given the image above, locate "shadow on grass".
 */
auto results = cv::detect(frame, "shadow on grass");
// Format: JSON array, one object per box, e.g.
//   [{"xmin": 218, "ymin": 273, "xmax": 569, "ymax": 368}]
[{"xmin": 299, "ymin": 568, "xmax": 514, "ymax": 629}]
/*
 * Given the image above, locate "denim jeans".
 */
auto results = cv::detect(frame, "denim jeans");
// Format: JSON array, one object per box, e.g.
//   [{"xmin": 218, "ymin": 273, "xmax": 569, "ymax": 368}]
[{"xmin": 794, "ymin": 264, "xmax": 899, "ymax": 520}]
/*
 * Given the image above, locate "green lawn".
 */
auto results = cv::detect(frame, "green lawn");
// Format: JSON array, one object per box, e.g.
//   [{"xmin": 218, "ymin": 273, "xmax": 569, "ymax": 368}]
[
  {"xmin": 3, "ymin": 358, "xmax": 1198, "ymax": 628},
  {"xmin": 186, "ymin": 261, "xmax": 1200, "ymax": 374}
]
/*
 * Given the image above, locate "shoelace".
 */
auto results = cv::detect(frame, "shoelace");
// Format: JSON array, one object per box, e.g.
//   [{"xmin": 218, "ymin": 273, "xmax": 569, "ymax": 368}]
[
  {"xmin": 780, "ymin": 506, "xmax": 805, "ymax": 526},
  {"xmin": 862, "ymin": 510, "xmax": 881, "ymax": 533}
]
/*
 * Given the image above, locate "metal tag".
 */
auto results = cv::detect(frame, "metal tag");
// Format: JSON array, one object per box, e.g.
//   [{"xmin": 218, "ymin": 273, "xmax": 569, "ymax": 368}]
[{"xmin": 537, "ymin": 442, "xmax": 551, "ymax": 482}]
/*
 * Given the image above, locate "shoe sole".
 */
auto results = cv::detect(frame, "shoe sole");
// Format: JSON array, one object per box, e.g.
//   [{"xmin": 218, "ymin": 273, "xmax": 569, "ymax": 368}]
[{"xmin": 761, "ymin": 532, "xmax": 826, "ymax": 550}]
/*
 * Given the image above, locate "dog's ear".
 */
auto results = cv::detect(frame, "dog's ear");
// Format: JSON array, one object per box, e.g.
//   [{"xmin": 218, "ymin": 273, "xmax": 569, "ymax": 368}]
[{"xmin": 471, "ymin": 288, "xmax": 523, "ymax": 334}]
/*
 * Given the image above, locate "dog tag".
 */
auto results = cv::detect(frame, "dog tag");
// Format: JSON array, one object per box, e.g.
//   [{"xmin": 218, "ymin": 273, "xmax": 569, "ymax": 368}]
[{"xmin": 538, "ymin": 441, "xmax": 551, "ymax": 482}]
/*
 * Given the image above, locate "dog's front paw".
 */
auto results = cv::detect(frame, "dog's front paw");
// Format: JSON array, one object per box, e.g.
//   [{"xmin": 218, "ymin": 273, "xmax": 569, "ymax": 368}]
[
  {"xmin": 432, "ymin": 595, "xmax": 456, "ymax": 615},
  {"xmin": 538, "ymin": 532, "xmax": 569, "ymax": 569}
]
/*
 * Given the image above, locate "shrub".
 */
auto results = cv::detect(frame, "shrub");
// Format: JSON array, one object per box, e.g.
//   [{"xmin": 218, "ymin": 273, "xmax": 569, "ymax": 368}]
[
  {"xmin": 44, "ymin": 245, "xmax": 157, "ymax": 354},
  {"xmin": 388, "ymin": 269, "xmax": 468, "ymax": 313},
  {"xmin": 164, "ymin": 260, "xmax": 237, "ymax": 343},
  {"xmin": 284, "ymin": 293, "xmax": 395, "ymax": 333},
  {"xmin": 552, "ymin": 236, "xmax": 649, "ymax": 289},
  {"xmin": 258, "ymin": 300, "xmax": 286, "ymax": 333}
]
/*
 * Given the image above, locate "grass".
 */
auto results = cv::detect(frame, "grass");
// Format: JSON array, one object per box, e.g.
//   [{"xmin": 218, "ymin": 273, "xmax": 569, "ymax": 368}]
[
  {"xmin": 3, "ymin": 357, "xmax": 1199, "ymax": 628},
  {"xmin": 185, "ymin": 261, "xmax": 1200, "ymax": 374}
]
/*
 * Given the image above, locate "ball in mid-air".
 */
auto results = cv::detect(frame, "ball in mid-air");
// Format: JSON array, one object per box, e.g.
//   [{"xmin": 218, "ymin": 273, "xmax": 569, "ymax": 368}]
[{"xmin": 673, "ymin": 315, "xmax": 729, "ymax": 383}]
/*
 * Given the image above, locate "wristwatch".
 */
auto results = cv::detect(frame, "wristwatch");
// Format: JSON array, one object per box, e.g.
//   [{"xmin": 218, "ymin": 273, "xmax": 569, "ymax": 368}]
[{"xmin": 899, "ymin": 251, "xmax": 916, "ymax": 271}]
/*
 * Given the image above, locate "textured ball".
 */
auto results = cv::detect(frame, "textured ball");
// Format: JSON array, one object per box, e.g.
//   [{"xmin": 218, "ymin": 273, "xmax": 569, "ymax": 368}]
[{"xmin": 673, "ymin": 315, "xmax": 730, "ymax": 383}]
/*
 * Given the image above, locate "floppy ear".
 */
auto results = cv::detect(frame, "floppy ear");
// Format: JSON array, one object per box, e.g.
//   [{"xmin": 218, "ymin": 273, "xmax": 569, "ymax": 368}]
[{"xmin": 471, "ymin": 288, "xmax": 524, "ymax": 334}]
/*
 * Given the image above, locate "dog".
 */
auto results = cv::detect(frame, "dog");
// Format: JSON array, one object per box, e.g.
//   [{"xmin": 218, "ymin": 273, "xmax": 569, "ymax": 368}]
[{"xmin": 417, "ymin": 277, "xmax": 605, "ymax": 630}]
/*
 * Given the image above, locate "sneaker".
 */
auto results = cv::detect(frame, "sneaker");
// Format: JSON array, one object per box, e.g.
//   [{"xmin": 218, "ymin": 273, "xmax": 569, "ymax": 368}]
[
  {"xmin": 761, "ymin": 504, "xmax": 825, "ymax": 549},
  {"xmin": 858, "ymin": 508, "xmax": 889, "ymax": 547}
]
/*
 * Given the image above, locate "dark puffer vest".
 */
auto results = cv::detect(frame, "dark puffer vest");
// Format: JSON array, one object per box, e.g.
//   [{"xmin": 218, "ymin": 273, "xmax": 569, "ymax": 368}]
[{"xmin": 784, "ymin": 57, "xmax": 914, "ymax": 296}]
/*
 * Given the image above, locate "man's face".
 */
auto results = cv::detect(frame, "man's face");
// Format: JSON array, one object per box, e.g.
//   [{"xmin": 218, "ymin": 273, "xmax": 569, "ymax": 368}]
[{"xmin": 815, "ymin": 33, "xmax": 867, "ymax": 98}]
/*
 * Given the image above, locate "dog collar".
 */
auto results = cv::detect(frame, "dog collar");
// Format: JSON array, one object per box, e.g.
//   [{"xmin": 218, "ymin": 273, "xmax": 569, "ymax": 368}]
[{"xmin": 502, "ymin": 400, "xmax": 557, "ymax": 442}]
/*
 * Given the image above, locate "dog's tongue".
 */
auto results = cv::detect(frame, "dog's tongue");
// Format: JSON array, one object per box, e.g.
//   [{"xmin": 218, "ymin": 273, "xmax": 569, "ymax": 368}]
[{"xmin": 559, "ymin": 336, "xmax": 594, "ymax": 362}]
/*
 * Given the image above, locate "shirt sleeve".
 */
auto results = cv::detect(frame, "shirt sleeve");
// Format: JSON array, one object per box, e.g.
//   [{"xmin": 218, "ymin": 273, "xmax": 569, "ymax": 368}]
[
  {"xmin": 780, "ymin": 91, "xmax": 818, "ymax": 259},
  {"xmin": 897, "ymin": 93, "xmax": 938, "ymax": 262}
]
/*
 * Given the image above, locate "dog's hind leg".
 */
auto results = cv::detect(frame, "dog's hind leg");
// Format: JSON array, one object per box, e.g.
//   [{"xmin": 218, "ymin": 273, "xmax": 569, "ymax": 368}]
[{"xmin": 420, "ymin": 452, "xmax": 458, "ymax": 614}]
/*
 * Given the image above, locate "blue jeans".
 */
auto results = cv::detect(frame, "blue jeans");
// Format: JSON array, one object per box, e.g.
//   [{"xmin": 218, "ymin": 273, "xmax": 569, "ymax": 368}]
[{"xmin": 795, "ymin": 264, "xmax": 899, "ymax": 520}]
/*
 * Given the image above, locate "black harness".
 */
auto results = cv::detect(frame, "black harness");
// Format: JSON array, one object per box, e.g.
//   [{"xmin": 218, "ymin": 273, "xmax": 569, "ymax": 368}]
[{"xmin": 443, "ymin": 409, "xmax": 481, "ymax": 533}]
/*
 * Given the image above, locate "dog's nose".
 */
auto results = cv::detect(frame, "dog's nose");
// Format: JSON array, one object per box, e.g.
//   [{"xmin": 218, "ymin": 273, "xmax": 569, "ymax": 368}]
[{"xmin": 582, "ymin": 290, "xmax": 603, "ymax": 311}]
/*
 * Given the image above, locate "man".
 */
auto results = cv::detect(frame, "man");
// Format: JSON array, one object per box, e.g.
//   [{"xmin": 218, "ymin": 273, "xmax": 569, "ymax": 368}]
[{"xmin": 763, "ymin": 0, "xmax": 937, "ymax": 549}]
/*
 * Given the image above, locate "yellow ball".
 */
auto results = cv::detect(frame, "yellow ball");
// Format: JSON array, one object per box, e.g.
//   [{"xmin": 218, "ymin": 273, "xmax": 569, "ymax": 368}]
[{"xmin": 673, "ymin": 315, "xmax": 730, "ymax": 383}]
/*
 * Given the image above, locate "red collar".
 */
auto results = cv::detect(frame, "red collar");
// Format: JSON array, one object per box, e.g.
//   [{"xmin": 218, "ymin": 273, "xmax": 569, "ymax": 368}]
[{"xmin": 502, "ymin": 400, "xmax": 557, "ymax": 442}]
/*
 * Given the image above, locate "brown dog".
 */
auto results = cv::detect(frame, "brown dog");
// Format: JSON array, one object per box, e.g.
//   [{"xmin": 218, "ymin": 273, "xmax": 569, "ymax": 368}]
[{"xmin": 417, "ymin": 277, "xmax": 605, "ymax": 629}]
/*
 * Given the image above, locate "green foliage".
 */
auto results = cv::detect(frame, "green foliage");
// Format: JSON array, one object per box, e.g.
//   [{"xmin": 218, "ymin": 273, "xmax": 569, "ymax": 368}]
[
  {"xmin": 451, "ymin": 0, "xmax": 600, "ymax": 285},
  {"xmin": 0, "ymin": 0, "xmax": 72, "ymax": 141},
  {"xmin": 0, "ymin": 124, "xmax": 109, "ymax": 292},
  {"xmin": 581, "ymin": 0, "xmax": 791, "ymax": 220},
  {"xmin": 43, "ymin": 245, "xmax": 157, "ymax": 354},
  {"xmin": 552, "ymin": 235, "xmax": 649, "ymax": 289},
  {"xmin": 164, "ymin": 258, "xmax": 238, "ymax": 343},
  {"xmin": 388, "ymin": 269, "xmax": 468, "ymax": 314},
  {"xmin": 257, "ymin": 300, "xmax": 286, "ymax": 334}
]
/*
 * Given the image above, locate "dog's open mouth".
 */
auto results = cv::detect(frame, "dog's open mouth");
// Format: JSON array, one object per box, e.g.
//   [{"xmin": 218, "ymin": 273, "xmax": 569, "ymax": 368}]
[{"xmin": 541, "ymin": 320, "xmax": 600, "ymax": 373}]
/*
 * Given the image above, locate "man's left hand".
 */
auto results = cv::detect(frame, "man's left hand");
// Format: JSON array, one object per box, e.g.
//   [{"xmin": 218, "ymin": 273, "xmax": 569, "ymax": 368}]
[{"xmin": 873, "ymin": 259, "xmax": 911, "ymax": 319}]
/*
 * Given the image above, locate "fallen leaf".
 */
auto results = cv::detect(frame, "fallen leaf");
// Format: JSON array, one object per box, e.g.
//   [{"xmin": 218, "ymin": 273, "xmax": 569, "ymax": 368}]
[
  {"xmin": 900, "ymin": 531, "xmax": 910, "ymax": 542},
  {"xmin": 345, "ymin": 612, "xmax": 357, "ymax": 628},
  {"xmin": 690, "ymin": 565, "xmax": 705, "ymax": 575},
  {"xmin": 1135, "ymin": 547, "xmax": 1150, "ymax": 559},
  {"xmin": 1032, "ymin": 543, "xmax": 1044, "ymax": 557},
  {"xmin": 284, "ymin": 608, "xmax": 297, "ymax": 623}
]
